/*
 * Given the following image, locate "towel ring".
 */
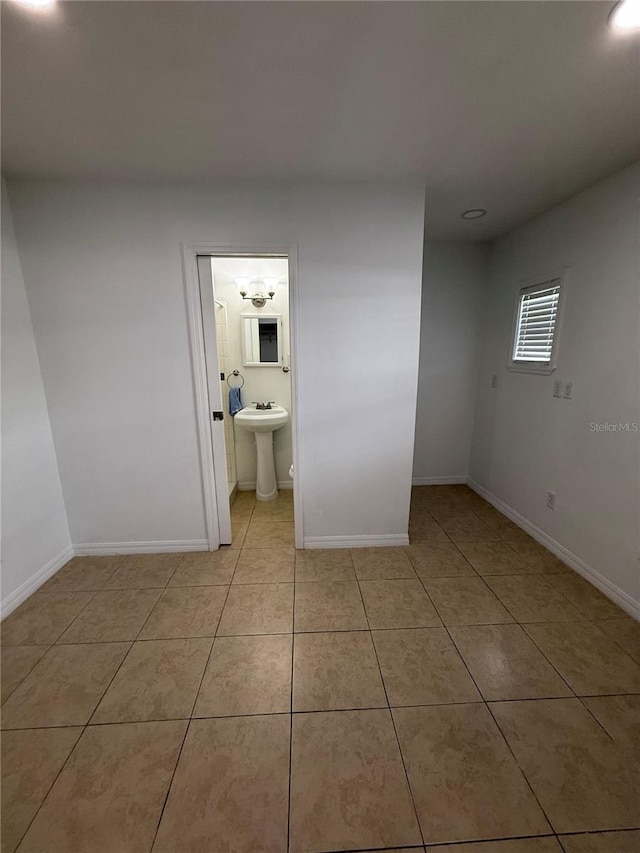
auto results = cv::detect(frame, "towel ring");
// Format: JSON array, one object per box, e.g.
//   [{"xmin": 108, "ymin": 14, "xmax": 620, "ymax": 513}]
[{"xmin": 226, "ymin": 370, "xmax": 245, "ymax": 389}]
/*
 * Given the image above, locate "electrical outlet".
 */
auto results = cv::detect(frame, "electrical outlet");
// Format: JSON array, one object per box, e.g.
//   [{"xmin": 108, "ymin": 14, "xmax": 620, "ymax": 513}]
[
  {"xmin": 563, "ymin": 381, "xmax": 573, "ymax": 399},
  {"xmin": 546, "ymin": 491, "xmax": 556, "ymax": 509},
  {"xmin": 553, "ymin": 381, "xmax": 563, "ymax": 398},
  {"xmin": 491, "ymin": 374, "xmax": 498, "ymax": 389}
]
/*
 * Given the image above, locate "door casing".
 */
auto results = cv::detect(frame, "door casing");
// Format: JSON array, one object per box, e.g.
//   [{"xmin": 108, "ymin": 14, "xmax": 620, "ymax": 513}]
[{"xmin": 181, "ymin": 242, "xmax": 303, "ymax": 550}]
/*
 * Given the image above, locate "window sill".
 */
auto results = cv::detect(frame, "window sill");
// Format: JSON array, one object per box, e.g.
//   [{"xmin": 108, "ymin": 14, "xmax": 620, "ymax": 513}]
[{"xmin": 507, "ymin": 362, "xmax": 556, "ymax": 375}]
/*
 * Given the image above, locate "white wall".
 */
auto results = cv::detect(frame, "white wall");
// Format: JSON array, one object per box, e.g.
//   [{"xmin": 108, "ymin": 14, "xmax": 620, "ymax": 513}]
[
  {"xmin": 211, "ymin": 257, "xmax": 292, "ymax": 490},
  {"xmin": 413, "ymin": 242, "xmax": 487, "ymax": 483},
  {"xmin": 8, "ymin": 180, "xmax": 425, "ymax": 548},
  {"xmin": 470, "ymin": 162, "xmax": 640, "ymax": 611},
  {"xmin": 1, "ymin": 180, "xmax": 71, "ymax": 613}
]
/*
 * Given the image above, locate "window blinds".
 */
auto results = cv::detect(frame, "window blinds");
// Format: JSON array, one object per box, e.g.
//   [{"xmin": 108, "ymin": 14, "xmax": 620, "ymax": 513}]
[{"xmin": 513, "ymin": 280, "xmax": 561, "ymax": 363}]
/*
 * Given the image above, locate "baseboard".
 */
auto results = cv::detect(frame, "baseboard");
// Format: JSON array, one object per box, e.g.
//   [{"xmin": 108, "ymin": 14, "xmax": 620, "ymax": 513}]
[
  {"xmin": 412, "ymin": 475, "xmax": 468, "ymax": 486},
  {"xmin": 73, "ymin": 540, "xmax": 209, "ymax": 556},
  {"xmin": 1, "ymin": 544, "xmax": 74, "ymax": 619},
  {"xmin": 304, "ymin": 533, "xmax": 409, "ymax": 549},
  {"xmin": 468, "ymin": 478, "xmax": 640, "ymax": 622},
  {"xmin": 237, "ymin": 481, "xmax": 293, "ymax": 491}
]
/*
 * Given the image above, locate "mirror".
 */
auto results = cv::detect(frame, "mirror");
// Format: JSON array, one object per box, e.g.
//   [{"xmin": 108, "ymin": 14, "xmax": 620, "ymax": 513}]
[{"xmin": 241, "ymin": 314, "xmax": 283, "ymax": 366}]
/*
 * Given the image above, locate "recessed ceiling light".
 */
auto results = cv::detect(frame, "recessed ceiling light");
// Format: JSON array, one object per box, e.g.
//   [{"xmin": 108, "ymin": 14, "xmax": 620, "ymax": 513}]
[
  {"xmin": 11, "ymin": 0, "xmax": 56, "ymax": 8},
  {"xmin": 460, "ymin": 209, "xmax": 488, "ymax": 220},
  {"xmin": 609, "ymin": 0, "xmax": 640, "ymax": 32}
]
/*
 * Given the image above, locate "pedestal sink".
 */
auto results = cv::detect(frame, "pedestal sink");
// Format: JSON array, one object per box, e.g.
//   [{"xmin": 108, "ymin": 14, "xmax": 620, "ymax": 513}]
[{"xmin": 234, "ymin": 405, "xmax": 289, "ymax": 501}]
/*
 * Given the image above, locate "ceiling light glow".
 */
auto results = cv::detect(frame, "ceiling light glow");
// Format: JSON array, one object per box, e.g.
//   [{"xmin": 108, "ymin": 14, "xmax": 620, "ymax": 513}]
[
  {"xmin": 460, "ymin": 209, "xmax": 488, "ymax": 220},
  {"xmin": 11, "ymin": 0, "xmax": 56, "ymax": 7},
  {"xmin": 609, "ymin": 0, "xmax": 640, "ymax": 31}
]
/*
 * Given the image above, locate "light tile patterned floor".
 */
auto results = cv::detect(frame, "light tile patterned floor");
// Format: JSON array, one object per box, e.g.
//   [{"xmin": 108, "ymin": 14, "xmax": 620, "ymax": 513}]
[{"xmin": 1, "ymin": 485, "xmax": 639, "ymax": 853}]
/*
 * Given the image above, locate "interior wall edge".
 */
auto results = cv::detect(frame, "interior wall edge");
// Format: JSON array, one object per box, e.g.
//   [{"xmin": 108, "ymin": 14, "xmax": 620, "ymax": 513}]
[
  {"xmin": 468, "ymin": 478, "xmax": 640, "ymax": 621},
  {"xmin": 412, "ymin": 240, "xmax": 489, "ymax": 480},
  {"xmin": 0, "ymin": 545, "xmax": 74, "ymax": 619},
  {"xmin": 1, "ymin": 179, "xmax": 73, "ymax": 609}
]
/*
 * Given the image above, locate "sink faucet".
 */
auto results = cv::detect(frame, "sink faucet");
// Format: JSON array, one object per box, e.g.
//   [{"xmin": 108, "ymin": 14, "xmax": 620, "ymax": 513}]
[{"xmin": 253, "ymin": 401, "xmax": 276, "ymax": 410}]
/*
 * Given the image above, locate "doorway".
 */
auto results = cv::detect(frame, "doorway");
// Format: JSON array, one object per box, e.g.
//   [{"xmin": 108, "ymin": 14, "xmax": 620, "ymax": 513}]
[{"xmin": 183, "ymin": 244, "xmax": 301, "ymax": 551}]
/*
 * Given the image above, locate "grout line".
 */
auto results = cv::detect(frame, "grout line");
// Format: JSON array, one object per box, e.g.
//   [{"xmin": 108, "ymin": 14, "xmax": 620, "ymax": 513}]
[
  {"xmin": 484, "ymin": 699, "xmax": 557, "ymax": 835},
  {"xmin": 53, "ymin": 632, "xmax": 213, "ymax": 645},
  {"xmin": 84, "ymin": 640, "xmax": 135, "ymax": 726},
  {"xmin": 515, "ymin": 624, "xmax": 580, "ymax": 699},
  {"xmin": 287, "ymin": 532, "xmax": 296, "ymax": 853},
  {"xmin": 234, "ymin": 493, "xmax": 296, "ymax": 853},
  {"xmin": 409, "ymin": 524, "xmax": 558, "ymax": 839},
  {"xmin": 5, "ymin": 687, "xmax": 640, "ymax": 732},
  {"xmin": 574, "ymin": 695, "xmax": 620, "ymax": 742},
  {"xmin": 0, "ymin": 645, "xmax": 53, "ymax": 706},
  {"xmin": 9, "ymin": 722, "xmax": 88, "ymax": 850},
  {"xmin": 313, "ymin": 845, "xmax": 426, "ymax": 853},
  {"xmin": 149, "ymin": 717, "xmax": 192, "ymax": 849},
  {"xmin": 52, "ymin": 588, "xmax": 163, "ymax": 647},
  {"xmin": 554, "ymin": 827, "xmax": 640, "ymax": 839},
  {"xmin": 448, "ymin": 643, "xmax": 555, "ymax": 836},
  {"xmin": 88, "ymin": 552, "xmax": 235, "ymax": 729},
  {"xmin": 413, "ymin": 514, "xmax": 579, "ymax": 706},
  {"xmin": 49, "ymin": 554, "xmax": 186, "ymax": 644},
  {"xmin": 424, "ymin": 549, "xmax": 523, "ymax": 625},
  {"xmin": 40, "ymin": 619, "xmax": 619, "ymax": 645},
  {"xmin": 354, "ymin": 574, "xmax": 426, "ymax": 848},
  {"xmin": 182, "ymin": 636, "xmax": 216, "ymax": 722},
  {"xmin": 13, "ymin": 690, "xmax": 638, "ymax": 732},
  {"xmin": 69, "ymin": 587, "xmax": 177, "ymax": 727},
  {"xmin": 574, "ymin": 690, "xmax": 640, "ymax": 698},
  {"xmin": 33, "ymin": 587, "xmax": 103, "ymax": 646},
  {"xmin": 148, "ymin": 544, "xmax": 241, "ymax": 849},
  {"xmin": 230, "ymin": 492, "xmax": 295, "ymax": 850}
]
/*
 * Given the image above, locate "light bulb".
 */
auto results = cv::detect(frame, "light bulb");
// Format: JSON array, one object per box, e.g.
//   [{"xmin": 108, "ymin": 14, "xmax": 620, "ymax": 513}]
[{"xmin": 609, "ymin": 0, "xmax": 640, "ymax": 32}]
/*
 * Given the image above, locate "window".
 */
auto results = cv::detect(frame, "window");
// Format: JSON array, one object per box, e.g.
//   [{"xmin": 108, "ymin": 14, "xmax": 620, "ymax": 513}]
[{"xmin": 509, "ymin": 274, "xmax": 564, "ymax": 374}]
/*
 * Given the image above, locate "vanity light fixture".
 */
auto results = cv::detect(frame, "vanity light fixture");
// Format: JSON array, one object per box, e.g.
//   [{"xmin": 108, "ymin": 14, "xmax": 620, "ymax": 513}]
[
  {"xmin": 234, "ymin": 276, "xmax": 252, "ymax": 292},
  {"xmin": 234, "ymin": 276, "xmax": 282, "ymax": 308},
  {"xmin": 609, "ymin": 0, "xmax": 640, "ymax": 31},
  {"xmin": 461, "ymin": 208, "xmax": 488, "ymax": 220}
]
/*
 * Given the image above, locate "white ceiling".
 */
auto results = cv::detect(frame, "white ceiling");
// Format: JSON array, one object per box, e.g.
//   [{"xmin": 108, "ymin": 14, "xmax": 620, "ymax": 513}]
[{"xmin": 2, "ymin": 1, "xmax": 639, "ymax": 239}]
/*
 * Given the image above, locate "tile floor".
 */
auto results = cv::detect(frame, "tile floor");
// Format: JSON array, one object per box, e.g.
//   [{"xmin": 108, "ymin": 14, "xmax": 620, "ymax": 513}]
[{"xmin": 1, "ymin": 485, "xmax": 639, "ymax": 853}]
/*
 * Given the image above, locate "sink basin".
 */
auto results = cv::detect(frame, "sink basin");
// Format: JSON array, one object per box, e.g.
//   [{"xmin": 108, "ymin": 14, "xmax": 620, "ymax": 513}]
[
  {"xmin": 234, "ymin": 405, "xmax": 288, "ymax": 433},
  {"xmin": 234, "ymin": 405, "xmax": 289, "ymax": 501}
]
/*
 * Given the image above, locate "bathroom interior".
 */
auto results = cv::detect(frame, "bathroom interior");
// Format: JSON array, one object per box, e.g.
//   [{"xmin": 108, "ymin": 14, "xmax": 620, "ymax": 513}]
[{"xmin": 210, "ymin": 256, "xmax": 293, "ymax": 533}]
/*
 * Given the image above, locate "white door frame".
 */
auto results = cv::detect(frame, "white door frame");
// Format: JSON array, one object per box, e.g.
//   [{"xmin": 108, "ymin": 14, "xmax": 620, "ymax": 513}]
[{"xmin": 181, "ymin": 242, "xmax": 303, "ymax": 550}]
